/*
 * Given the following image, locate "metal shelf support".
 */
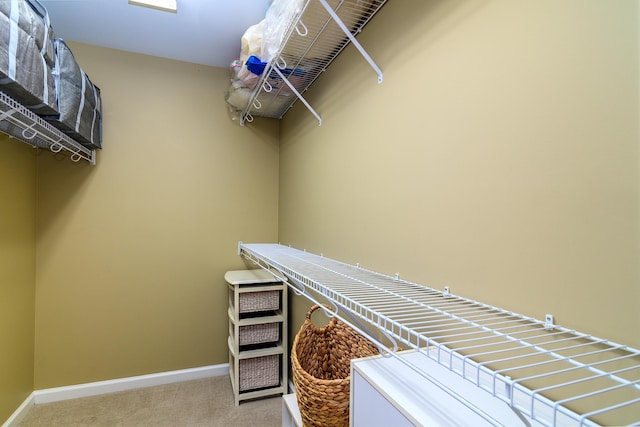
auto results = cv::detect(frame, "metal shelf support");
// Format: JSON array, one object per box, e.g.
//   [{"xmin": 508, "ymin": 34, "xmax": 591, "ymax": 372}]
[{"xmin": 317, "ymin": 0, "xmax": 383, "ymax": 84}]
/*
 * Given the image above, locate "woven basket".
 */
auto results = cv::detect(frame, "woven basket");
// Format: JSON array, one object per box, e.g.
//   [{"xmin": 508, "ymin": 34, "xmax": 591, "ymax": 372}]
[
  {"xmin": 239, "ymin": 354, "xmax": 280, "ymax": 391},
  {"xmin": 239, "ymin": 290, "xmax": 280, "ymax": 313},
  {"xmin": 292, "ymin": 305, "xmax": 379, "ymax": 427},
  {"xmin": 239, "ymin": 322, "xmax": 280, "ymax": 346}
]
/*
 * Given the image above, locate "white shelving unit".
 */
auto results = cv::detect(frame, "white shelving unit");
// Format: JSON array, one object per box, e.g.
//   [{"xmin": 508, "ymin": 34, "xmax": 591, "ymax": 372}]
[
  {"xmin": 225, "ymin": 269, "xmax": 288, "ymax": 406},
  {"xmin": 240, "ymin": 0, "xmax": 387, "ymax": 126},
  {"xmin": 238, "ymin": 243, "xmax": 640, "ymax": 427},
  {"xmin": 0, "ymin": 91, "xmax": 95, "ymax": 164}
]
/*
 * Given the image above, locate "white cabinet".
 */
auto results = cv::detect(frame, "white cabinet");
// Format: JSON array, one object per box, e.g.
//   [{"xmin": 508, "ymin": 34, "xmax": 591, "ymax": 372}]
[
  {"xmin": 351, "ymin": 351, "xmax": 531, "ymax": 427},
  {"xmin": 225, "ymin": 269, "xmax": 288, "ymax": 405},
  {"xmin": 282, "ymin": 393, "xmax": 303, "ymax": 427}
]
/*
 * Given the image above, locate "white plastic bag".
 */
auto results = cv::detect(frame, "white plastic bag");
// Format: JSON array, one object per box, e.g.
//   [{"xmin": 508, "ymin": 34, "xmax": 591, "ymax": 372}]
[
  {"xmin": 240, "ymin": 20, "xmax": 265, "ymax": 63},
  {"xmin": 261, "ymin": 0, "xmax": 303, "ymax": 63}
]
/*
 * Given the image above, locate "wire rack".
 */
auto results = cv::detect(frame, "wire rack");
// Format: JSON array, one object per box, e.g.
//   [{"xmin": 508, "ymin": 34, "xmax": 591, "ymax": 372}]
[
  {"xmin": 239, "ymin": 243, "xmax": 640, "ymax": 427},
  {"xmin": 0, "ymin": 91, "xmax": 95, "ymax": 164},
  {"xmin": 240, "ymin": 0, "xmax": 387, "ymax": 125}
]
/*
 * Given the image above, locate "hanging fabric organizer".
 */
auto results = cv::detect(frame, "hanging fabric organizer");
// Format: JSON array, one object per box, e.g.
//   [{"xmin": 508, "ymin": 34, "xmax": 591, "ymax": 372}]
[{"xmin": 226, "ymin": 0, "xmax": 387, "ymax": 126}]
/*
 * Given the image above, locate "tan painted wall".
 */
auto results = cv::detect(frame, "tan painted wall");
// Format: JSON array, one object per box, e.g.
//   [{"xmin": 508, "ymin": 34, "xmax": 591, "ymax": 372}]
[
  {"xmin": 0, "ymin": 137, "xmax": 36, "ymax": 422},
  {"xmin": 281, "ymin": 0, "xmax": 640, "ymax": 350},
  {"xmin": 2, "ymin": 0, "xmax": 637, "ymax": 417},
  {"xmin": 34, "ymin": 43, "xmax": 280, "ymax": 389}
]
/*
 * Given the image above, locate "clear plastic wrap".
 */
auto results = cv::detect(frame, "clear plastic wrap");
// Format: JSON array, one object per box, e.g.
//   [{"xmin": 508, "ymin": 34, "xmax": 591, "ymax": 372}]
[
  {"xmin": 225, "ymin": 78, "xmax": 253, "ymax": 111},
  {"xmin": 261, "ymin": 0, "xmax": 303, "ymax": 63}
]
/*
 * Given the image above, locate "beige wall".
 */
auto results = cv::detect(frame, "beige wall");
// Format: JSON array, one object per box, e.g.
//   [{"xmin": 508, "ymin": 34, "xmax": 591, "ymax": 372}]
[
  {"xmin": 0, "ymin": 137, "xmax": 36, "ymax": 421},
  {"xmin": 280, "ymin": 0, "xmax": 640, "ymax": 349},
  {"xmin": 33, "ymin": 43, "xmax": 280, "ymax": 389}
]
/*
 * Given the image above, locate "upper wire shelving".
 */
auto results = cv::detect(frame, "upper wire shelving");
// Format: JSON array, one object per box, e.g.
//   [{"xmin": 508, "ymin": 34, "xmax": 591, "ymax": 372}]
[
  {"xmin": 240, "ymin": 0, "xmax": 387, "ymax": 126},
  {"xmin": 238, "ymin": 242, "xmax": 640, "ymax": 427},
  {"xmin": 0, "ymin": 91, "xmax": 95, "ymax": 164}
]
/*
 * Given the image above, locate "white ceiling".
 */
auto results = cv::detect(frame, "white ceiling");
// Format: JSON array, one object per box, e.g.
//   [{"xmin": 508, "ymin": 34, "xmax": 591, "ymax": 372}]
[{"xmin": 39, "ymin": 0, "xmax": 271, "ymax": 67}]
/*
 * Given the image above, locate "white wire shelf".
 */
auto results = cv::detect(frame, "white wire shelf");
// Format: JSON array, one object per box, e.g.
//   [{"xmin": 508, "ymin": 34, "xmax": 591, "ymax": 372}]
[
  {"xmin": 239, "ymin": 243, "xmax": 640, "ymax": 427},
  {"xmin": 240, "ymin": 0, "xmax": 387, "ymax": 126},
  {"xmin": 0, "ymin": 91, "xmax": 95, "ymax": 164}
]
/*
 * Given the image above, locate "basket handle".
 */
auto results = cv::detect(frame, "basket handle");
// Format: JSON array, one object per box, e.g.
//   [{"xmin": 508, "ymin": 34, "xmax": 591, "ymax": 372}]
[
  {"xmin": 305, "ymin": 305, "xmax": 323, "ymax": 320},
  {"xmin": 304, "ymin": 304, "xmax": 340, "ymax": 333},
  {"xmin": 306, "ymin": 304, "xmax": 337, "ymax": 321}
]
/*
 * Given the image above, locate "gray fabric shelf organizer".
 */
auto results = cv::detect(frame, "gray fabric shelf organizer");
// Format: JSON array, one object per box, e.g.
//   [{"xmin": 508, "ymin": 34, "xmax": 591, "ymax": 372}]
[
  {"xmin": 0, "ymin": 0, "xmax": 58, "ymax": 116},
  {"xmin": 1, "ymin": 0, "xmax": 102, "ymax": 151},
  {"xmin": 44, "ymin": 39, "xmax": 102, "ymax": 150}
]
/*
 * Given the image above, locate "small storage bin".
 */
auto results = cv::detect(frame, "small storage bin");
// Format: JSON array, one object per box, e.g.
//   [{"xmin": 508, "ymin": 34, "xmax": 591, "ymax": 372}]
[
  {"xmin": 239, "ymin": 290, "xmax": 280, "ymax": 314},
  {"xmin": 239, "ymin": 354, "xmax": 280, "ymax": 392},
  {"xmin": 239, "ymin": 322, "xmax": 280, "ymax": 346}
]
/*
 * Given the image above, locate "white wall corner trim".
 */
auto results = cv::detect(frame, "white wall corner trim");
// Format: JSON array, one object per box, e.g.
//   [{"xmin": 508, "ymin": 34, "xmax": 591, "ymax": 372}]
[
  {"xmin": 32, "ymin": 364, "xmax": 228, "ymax": 405},
  {"xmin": 2, "ymin": 393, "xmax": 35, "ymax": 427}
]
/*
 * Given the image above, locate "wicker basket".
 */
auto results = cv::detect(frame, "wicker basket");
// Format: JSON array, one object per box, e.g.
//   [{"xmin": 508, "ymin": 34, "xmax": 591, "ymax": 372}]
[
  {"xmin": 239, "ymin": 290, "xmax": 280, "ymax": 314},
  {"xmin": 292, "ymin": 305, "xmax": 379, "ymax": 427},
  {"xmin": 239, "ymin": 322, "xmax": 280, "ymax": 346},
  {"xmin": 239, "ymin": 354, "xmax": 280, "ymax": 391}
]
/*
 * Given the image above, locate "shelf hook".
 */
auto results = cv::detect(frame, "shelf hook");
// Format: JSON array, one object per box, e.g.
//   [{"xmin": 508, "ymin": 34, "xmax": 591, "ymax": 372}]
[
  {"xmin": 295, "ymin": 20, "xmax": 308, "ymax": 37},
  {"xmin": 70, "ymin": 152, "xmax": 83, "ymax": 162},
  {"xmin": 50, "ymin": 142, "xmax": 63, "ymax": 153},
  {"xmin": 252, "ymin": 99, "xmax": 262, "ymax": 110},
  {"xmin": 262, "ymin": 80, "xmax": 273, "ymax": 93},
  {"xmin": 21, "ymin": 126, "xmax": 37, "ymax": 140},
  {"xmin": 276, "ymin": 56, "xmax": 287, "ymax": 70}
]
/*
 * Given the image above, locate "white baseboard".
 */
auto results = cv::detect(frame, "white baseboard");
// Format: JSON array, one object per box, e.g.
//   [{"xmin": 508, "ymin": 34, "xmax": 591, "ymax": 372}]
[
  {"xmin": 33, "ymin": 363, "xmax": 228, "ymax": 405},
  {"xmin": 1, "ymin": 392, "xmax": 35, "ymax": 427}
]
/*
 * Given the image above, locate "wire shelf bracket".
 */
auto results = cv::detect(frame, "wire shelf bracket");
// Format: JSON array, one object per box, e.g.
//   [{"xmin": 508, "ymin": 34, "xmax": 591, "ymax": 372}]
[{"xmin": 317, "ymin": 0, "xmax": 383, "ymax": 84}]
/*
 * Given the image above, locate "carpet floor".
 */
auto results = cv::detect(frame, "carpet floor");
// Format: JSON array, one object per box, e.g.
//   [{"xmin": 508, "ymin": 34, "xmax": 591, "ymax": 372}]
[{"xmin": 17, "ymin": 376, "xmax": 282, "ymax": 427}]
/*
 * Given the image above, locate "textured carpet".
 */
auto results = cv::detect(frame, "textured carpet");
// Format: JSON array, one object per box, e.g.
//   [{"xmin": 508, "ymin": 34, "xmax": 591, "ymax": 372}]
[{"xmin": 18, "ymin": 376, "xmax": 282, "ymax": 427}]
